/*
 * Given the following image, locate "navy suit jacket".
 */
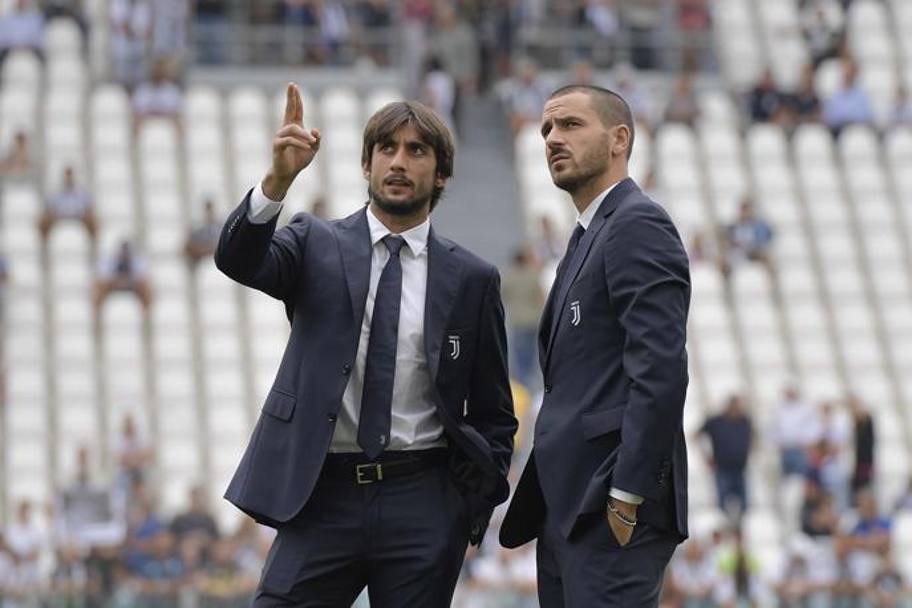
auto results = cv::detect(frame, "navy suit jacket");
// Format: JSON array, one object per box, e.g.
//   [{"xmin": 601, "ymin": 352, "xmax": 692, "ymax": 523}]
[
  {"xmin": 215, "ymin": 191, "xmax": 517, "ymax": 545},
  {"xmin": 501, "ymin": 178, "xmax": 690, "ymax": 548}
]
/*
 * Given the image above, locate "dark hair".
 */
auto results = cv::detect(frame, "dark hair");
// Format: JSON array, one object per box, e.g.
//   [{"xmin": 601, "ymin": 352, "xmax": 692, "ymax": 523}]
[
  {"xmin": 361, "ymin": 100, "xmax": 455, "ymax": 211},
  {"xmin": 548, "ymin": 85, "xmax": 635, "ymax": 160}
]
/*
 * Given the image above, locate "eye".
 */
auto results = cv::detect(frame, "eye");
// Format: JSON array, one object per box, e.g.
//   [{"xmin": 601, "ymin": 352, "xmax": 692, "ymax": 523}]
[
  {"xmin": 380, "ymin": 143, "xmax": 395, "ymax": 153},
  {"xmin": 411, "ymin": 145, "xmax": 426, "ymax": 155}
]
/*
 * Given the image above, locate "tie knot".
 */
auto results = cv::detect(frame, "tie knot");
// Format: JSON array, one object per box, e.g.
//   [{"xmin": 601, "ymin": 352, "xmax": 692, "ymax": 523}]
[
  {"xmin": 383, "ymin": 235, "xmax": 406, "ymax": 256},
  {"xmin": 570, "ymin": 223, "xmax": 585, "ymax": 243}
]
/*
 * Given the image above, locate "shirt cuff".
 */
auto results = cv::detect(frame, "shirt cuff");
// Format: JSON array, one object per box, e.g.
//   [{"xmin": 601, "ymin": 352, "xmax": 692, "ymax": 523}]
[
  {"xmin": 609, "ymin": 488, "xmax": 644, "ymax": 505},
  {"xmin": 248, "ymin": 182, "xmax": 284, "ymax": 224}
]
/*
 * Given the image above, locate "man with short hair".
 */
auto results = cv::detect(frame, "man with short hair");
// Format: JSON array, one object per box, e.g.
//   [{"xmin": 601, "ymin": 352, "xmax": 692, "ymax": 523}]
[
  {"xmin": 216, "ymin": 85, "xmax": 516, "ymax": 606},
  {"xmin": 501, "ymin": 85, "xmax": 690, "ymax": 607}
]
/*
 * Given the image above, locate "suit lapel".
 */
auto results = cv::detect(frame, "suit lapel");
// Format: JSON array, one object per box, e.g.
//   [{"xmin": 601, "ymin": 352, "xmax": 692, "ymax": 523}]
[
  {"xmin": 424, "ymin": 227, "xmax": 462, "ymax": 382},
  {"xmin": 541, "ymin": 178, "xmax": 637, "ymax": 373},
  {"xmin": 336, "ymin": 207, "xmax": 373, "ymax": 328}
]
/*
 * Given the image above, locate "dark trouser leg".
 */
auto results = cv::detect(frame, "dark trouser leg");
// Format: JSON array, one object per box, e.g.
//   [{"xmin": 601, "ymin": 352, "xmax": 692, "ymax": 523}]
[{"xmin": 536, "ymin": 531, "xmax": 566, "ymax": 608}]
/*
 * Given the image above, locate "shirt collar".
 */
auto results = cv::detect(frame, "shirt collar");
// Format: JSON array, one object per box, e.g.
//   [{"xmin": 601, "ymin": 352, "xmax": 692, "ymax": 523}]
[
  {"xmin": 577, "ymin": 180, "xmax": 621, "ymax": 230},
  {"xmin": 366, "ymin": 205, "xmax": 430, "ymax": 256}
]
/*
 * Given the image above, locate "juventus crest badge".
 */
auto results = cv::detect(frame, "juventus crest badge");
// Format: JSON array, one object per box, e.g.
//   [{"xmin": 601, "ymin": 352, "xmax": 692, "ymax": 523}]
[
  {"xmin": 448, "ymin": 335, "xmax": 461, "ymax": 360},
  {"xmin": 570, "ymin": 300, "xmax": 581, "ymax": 326}
]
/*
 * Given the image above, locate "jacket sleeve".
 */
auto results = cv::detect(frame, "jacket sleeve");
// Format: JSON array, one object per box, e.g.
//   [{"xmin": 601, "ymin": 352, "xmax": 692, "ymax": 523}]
[
  {"xmin": 604, "ymin": 201, "xmax": 691, "ymax": 502},
  {"xmin": 467, "ymin": 267, "xmax": 518, "ymax": 488},
  {"xmin": 214, "ymin": 188, "xmax": 310, "ymax": 303}
]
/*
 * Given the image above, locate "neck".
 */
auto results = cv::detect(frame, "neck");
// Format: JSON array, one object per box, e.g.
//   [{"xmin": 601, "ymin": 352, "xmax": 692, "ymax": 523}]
[
  {"xmin": 571, "ymin": 167, "xmax": 627, "ymax": 215},
  {"xmin": 368, "ymin": 202, "xmax": 429, "ymax": 234}
]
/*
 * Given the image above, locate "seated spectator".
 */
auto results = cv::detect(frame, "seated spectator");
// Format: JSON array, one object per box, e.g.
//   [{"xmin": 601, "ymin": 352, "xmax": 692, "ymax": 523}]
[
  {"xmin": 868, "ymin": 558, "xmax": 906, "ymax": 607},
  {"xmin": 170, "ymin": 485, "xmax": 219, "ymax": 545},
  {"xmin": 806, "ymin": 438, "xmax": 849, "ymax": 511},
  {"xmin": 184, "ymin": 199, "xmax": 221, "ymax": 266},
  {"xmin": 823, "ymin": 60, "xmax": 874, "ymax": 136},
  {"xmin": 800, "ymin": 0, "xmax": 842, "ymax": 67},
  {"xmin": 699, "ymin": 395, "xmax": 754, "ymax": 522},
  {"xmin": 0, "ymin": 0, "xmax": 46, "ymax": 63},
  {"xmin": 776, "ymin": 552, "xmax": 815, "ymax": 607},
  {"xmin": 5, "ymin": 500, "xmax": 44, "ymax": 571},
  {"xmin": 501, "ymin": 244, "xmax": 544, "ymax": 389},
  {"xmin": 847, "ymin": 393, "xmax": 875, "ymax": 499},
  {"xmin": 197, "ymin": 538, "xmax": 258, "ymax": 607},
  {"xmin": 890, "ymin": 85, "xmax": 912, "ymax": 126},
  {"xmin": 713, "ymin": 528, "xmax": 765, "ymax": 607},
  {"xmin": 353, "ymin": 0, "xmax": 392, "ymax": 65},
  {"xmin": 725, "ymin": 197, "xmax": 774, "ymax": 272},
  {"xmin": 194, "ymin": 0, "xmax": 228, "ymax": 65},
  {"xmin": 771, "ymin": 385, "xmax": 821, "ymax": 478},
  {"xmin": 668, "ymin": 539, "xmax": 716, "ymax": 607},
  {"xmin": 43, "ymin": 0, "xmax": 90, "ymax": 40},
  {"xmin": 664, "ymin": 71, "xmax": 700, "ymax": 126},
  {"xmin": 842, "ymin": 490, "xmax": 892, "ymax": 589},
  {"xmin": 109, "ymin": 0, "xmax": 152, "ymax": 90},
  {"xmin": 420, "ymin": 54, "xmax": 456, "ymax": 130},
  {"xmin": 801, "ymin": 485, "xmax": 840, "ymax": 537},
  {"xmin": 501, "ymin": 57, "xmax": 551, "ymax": 134},
  {"xmin": 56, "ymin": 446, "xmax": 123, "ymax": 548},
  {"xmin": 133, "ymin": 58, "xmax": 184, "ymax": 131},
  {"xmin": 115, "ymin": 413, "xmax": 154, "ymax": 489},
  {"xmin": 50, "ymin": 543, "xmax": 90, "ymax": 602},
  {"xmin": 0, "ymin": 131, "xmax": 34, "ymax": 178},
  {"xmin": 788, "ymin": 63, "xmax": 822, "ymax": 125},
  {"xmin": 677, "ymin": 0, "xmax": 712, "ymax": 68},
  {"xmin": 614, "ymin": 62, "xmax": 657, "ymax": 130},
  {"xmin": 93, "ymin": 238, "xmax": 153, "ymax": 314},
  {"xmin": 131, "ymin": 529, "xmax": 185, "ymax": 606},
  {"xmin": 748, "ymin": 69, "xmax": 788, "ymax": 123},
  {"xmin": 38, "ymin": 165, "xmax": 99, "ymax": 243}
]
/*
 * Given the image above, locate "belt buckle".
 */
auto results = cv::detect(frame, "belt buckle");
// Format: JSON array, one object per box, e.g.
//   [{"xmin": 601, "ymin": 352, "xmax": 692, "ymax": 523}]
[{"xmin": 356, "ymin": 463, "xmax": 383, "ymax": 484}]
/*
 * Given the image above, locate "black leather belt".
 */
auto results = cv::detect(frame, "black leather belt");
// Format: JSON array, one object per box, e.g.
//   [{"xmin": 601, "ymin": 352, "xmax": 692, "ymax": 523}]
[{"xmin": 321, "ymin": 449, "xmax": 450, "ymax": 485}]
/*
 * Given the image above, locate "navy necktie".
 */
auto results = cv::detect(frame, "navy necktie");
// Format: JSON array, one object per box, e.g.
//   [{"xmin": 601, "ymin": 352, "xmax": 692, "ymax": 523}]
[
  {"xmin": 358, "ymin": 235, "xmax": 405, "ymax": 460},
  {"xmin": 554, "ymin": 223, "xmax": 585, "ymax": 292}
]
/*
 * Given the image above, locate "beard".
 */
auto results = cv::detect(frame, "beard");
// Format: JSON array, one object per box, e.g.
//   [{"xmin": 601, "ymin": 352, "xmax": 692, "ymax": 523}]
[
  {"xmin": 550, "ymin": 136, "xmax": 612, "ymax": 194},
  {"xmin": 368, "ymin": 185, "xmax": 432, "ymax": 217}
]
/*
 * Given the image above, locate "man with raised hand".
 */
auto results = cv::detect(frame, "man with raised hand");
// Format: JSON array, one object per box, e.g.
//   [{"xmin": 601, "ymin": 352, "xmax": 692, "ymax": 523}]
[
  {"xmin": 500, "ymin": 85, "xmax": 691, "ymax": 607},
  {"xmin": 215, "ymin": 84, "xmax": 516, "ymax": 607}
]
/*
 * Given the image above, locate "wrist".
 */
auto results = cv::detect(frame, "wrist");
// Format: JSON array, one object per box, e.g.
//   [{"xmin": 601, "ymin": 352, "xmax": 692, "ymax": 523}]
[
  {"xmin": 609, "ymin": 497, "xmax": 638, "ymax": 518},
  {"xmin": 262, "ymin": 171, "xmax": 293, "ymax": 201}
]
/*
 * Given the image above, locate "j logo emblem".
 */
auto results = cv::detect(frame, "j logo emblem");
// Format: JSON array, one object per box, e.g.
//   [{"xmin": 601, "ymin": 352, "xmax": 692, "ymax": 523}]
[
  {"xmin": 448, "ymin": 335, "xmax": 461, "ymax": 360},
  {"xmin": 570, "ymin": 301, "xmax": 581, "ymax": 326}
]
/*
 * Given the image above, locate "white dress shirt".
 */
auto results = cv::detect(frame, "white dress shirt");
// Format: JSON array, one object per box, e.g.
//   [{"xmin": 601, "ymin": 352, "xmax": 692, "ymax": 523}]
[
  {"xmin": 249, "ymin": 184, "xmax": 446, "ymax": 452},
  {"xmin": 575, "ymin": 180, "xmax": 644, "ymax": 507}
]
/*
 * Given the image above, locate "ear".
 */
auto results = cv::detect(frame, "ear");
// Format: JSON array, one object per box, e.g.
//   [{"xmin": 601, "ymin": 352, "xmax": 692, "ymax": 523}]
[
  {"xmin": 362, "ymin": 162, "xmax": 370, "ymax": 181},
  {"xmin": 613, "ymin": 125, "xmax": 631, "ymax": 158},
  {"xmin": 434, "ymin": 174, "xmax": 447, "ymax": 189}
]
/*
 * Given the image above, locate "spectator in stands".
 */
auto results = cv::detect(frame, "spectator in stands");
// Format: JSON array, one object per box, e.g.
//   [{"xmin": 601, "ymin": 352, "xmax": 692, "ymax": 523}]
[
  {"xmin": 801, "ymin": 484, "xmax": 840, "ymax": 537},
  {"xmin": 532, "ymin": 215, "xmax": 564, "ymax": 265},
  {"xmin": 501, "ymin": 57, "xmax": 550, "ymax": 134},
  {"xmin": 614, "ymin": 62, "xmax": 657, "ymax": 130},
  {"xmin": 890, "ymin": 85, "xmax": 912, "ymax": 126},
  {"xmin": 50, "ymin": 543, "xmax": 91, "ymax": 602},
  {"xmin": 806, "ymin": 437, "xmax": 849, "ymax": 511},
  {"xmin": 823, "ymin": 60, "xmax": 875, "ymax": 136},
  {"xmin": 430, "ymin": 4, "xmax": 479, "ymax": 130},
  {"xmin": 713, "ymin": 528, "xmax": 764, "ymax": 607},
  {"xmin": 0, "ymin": 0, "xmax": 46, "ymax": 63},
  {"xmin": 771, "ymin": 385, "xmax": 821, "ymax": 478},
  {"xmin": 133, "ymin": 58, "xmax": 184, "ymax": 131},
  {"xmin": 620, "ymin": 0, "xmax": 663, "ymax": 69},
  {"xmin": 115, "ymin": 413, "xmax": 154, "ymax": 489},
  {"xmin": 677, "ymin": 0, "xmax": 712, "ymax": 69},
  {"xmin": 43, "ymin": 0, "xmax": 90, "ymax": 41},
  {"xmin": 184, "ymin": 198, "xmax": 221, "ymax": 266},
  {"xmin": 748, "ymin": 69, "xmax": 789, "ymax": 124},
  {"xmin": 868, "ymin": 558, "xmax": 906, "ymax": 607},
  {"xmin": 109, "ymin": 0, "xmax": 152, "ymax": 90},
  {"xmin": 194, "ymin": 0, "xmax": 227, "ymax": 64},
  {"xmin": 800, "ymin": 0, "xmax": 843, "ymax": 67},
  {"xmin": 316, "ymin": 0, "xmax": 351, "ymax": 65},
  {"xmin": 725, "ymin": 197, "xmax": 774, "ymax": 273},
  {"xmin": 170, "ymin": 485, "xmax": 219, "ymax": 545},
  {"xmin": 581, "ymin": 0, "xmax": 619, "ymax": 64},
  {"xmin": 38, "ymin": 165, "xmax": 99, "ymax": 244},
  {"xmin": 57, "ymin": 446, "xmax": 123, "ymax": 548},
  {"xmin": 668, "ymin": 539, "xmax": 716, "ymax": 607},
  {"xmin": 664, "ymin": 71, "xmax": 700, "ymax": 126},
  {"xmin": 501, "ymin": 244, "xmax": 544, "ymax": 389},
  {"xmin": 421, "ymin": 54, "xmax": 457, "ymax": 130},
  {"xmin": 699, "ymin": 395, "xmax": 753, "ymax": 521},
  {"xmin": 788, "ymin": 63, "xmax": 822, "ymax": 125},
  {"xmin": 843, "ymin": 489, "xmax": 892, "ymax": 590},
  {"xmin": 776, "ymin": 552, "xmax": 816, "ymax": 607},
  {"xmin": 132, "ymin": 529, "xmax": 185, "ymax": 606},
  {"xmin": 151, "ymin": 0, "xmax": 189, "ymax": 70},
  {"xmin": 5, "ymin": 500, "xmax": 44, "ymax": 575},
  {"xmin": 196, "ymin": 538, "xmax": 258, "ymax": 607},
  {"xmin": 93, "ymin": 238, "xmax": 153, "ymax": 314},
  {"xmin": 0, "ymin": 131, "xmax": 34, "ymax": 179},
  {"xmin": 848, "ymin": 393, "xmax": 875, "ymax": 499}
]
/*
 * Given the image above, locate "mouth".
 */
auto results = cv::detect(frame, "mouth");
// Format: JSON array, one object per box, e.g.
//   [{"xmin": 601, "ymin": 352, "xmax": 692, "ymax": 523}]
[
  {"xmin": 384, "ymin": 176, "xmax": 413, "ymax": 188},
  {"xmin": 549, "ymin": 154, "xmax": 571, "ymax": 167}
]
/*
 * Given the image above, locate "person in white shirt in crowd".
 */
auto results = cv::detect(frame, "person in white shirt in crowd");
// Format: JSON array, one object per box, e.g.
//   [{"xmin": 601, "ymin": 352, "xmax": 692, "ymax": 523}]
[
  {"xmin": 150, "ymin": 0, "xmax": 188, "ymax": 67},
  {"xmin": 93, "ymin": 238, "xmax": 153, "ymax": 314},
  {"xmin": 38, "ymin": 165, "xmax": 99, "ymax": 243},
  {"xmin": 668, "ymin": 539, "xmax": 717, "ymax": 608},
  {"xmin": 4, "ymin": 501, "xmax": 45, "ymax": 577},
  {"xmin": 771, "ymin": 385, "xmax": 822, "ymax": 478},
  {"xmin": 420, "ymin": 55, "xmax": 456, "ymax": 132},
  {"xmin": 109, "ymin": 0, "xmax": 152, "ymax": 90},
  {"xmin": 614, "ymin": 62, "xmax": 657, "ymax": 131},
  {"xmin": 0, "ymin": 131, "xmax": 34, "ymax": 179},
  {"xmin": 132, "ymin": 58, "xmax": 184, "ymax": 132},
  {"xmin": 0, "ymin": 0, "xmax": 45, "ymax": 63},
  {"xmin": 500, "ymin": 57, "xmax": 551, "ymax": 134}
]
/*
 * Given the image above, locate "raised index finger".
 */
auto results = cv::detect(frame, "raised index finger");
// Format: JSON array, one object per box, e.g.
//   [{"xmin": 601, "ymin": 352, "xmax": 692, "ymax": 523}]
[{"xmin": 283, "ymin": 83, "xmax": 303, "ymax": 126}]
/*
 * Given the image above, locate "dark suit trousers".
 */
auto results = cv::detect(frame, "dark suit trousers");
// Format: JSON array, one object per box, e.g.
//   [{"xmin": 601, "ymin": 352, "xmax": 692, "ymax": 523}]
[
  {"xmin": 253, "ymin": 462, "xmax": 470, "ymax": 607},
  {"xmin": 536, "ymin": 512, "xmax": 678, "ymax": 608}
]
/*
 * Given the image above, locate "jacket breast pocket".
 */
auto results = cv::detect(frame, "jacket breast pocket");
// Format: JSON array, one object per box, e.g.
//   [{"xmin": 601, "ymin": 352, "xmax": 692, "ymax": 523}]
[
  {"xmin": 581, "ymin": 407, "xmax": 625, "ymax": 441},
  {"xmin": 263, "ymin": 388, "xmax": 297, "ymax": 422}
]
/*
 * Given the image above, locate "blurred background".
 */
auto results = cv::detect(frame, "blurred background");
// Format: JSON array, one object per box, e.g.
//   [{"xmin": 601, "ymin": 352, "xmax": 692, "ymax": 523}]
[{"xmin": 0, "ymin": 0, "xmax": 911, "ymax": 605}]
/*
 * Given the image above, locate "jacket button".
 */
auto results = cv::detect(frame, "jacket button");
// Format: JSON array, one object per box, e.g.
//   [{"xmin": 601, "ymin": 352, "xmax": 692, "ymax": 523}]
[
  {"xmin": 327, "ymin": 413, "xmax": 337, "ymax": 422},
  {"xmin": 342, "ymin": 364, "xmax": 351, "ymax": 375},
  {"xmin": 544, "ymin": 384, "xmax": 552, "ymax": 393}
]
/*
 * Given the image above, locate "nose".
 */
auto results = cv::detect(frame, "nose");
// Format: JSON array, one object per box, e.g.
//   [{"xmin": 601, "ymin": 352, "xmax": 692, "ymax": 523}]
[{"xmin": 389, "ymin": 146, "xmax": 408, "ymax": 171}]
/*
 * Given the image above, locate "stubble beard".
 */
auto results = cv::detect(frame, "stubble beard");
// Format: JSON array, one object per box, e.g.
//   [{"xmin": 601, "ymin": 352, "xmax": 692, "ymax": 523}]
[
  {"xmin": 368, "ymin": 185, "xmax": 432, "ymax": 217},
  {"xmin": 551, "ymin": 137, "xmax": 612, "ymax": 196}
]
